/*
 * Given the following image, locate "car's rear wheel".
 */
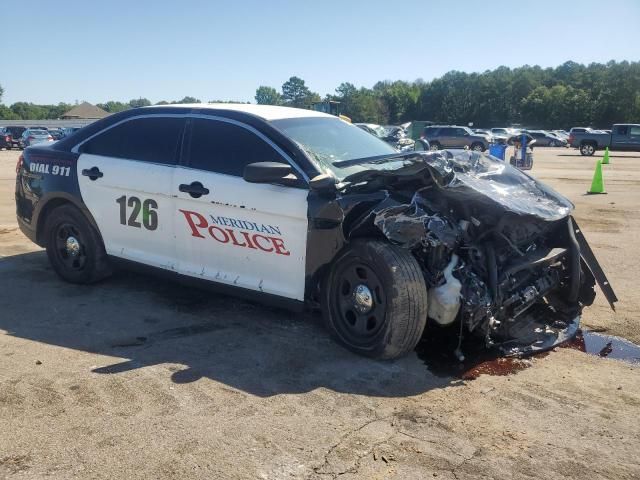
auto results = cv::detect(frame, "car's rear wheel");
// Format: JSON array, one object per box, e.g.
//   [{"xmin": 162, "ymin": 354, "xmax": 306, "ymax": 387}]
[
  {"xmin": 322, "ymin": 240, "xmax": 428, "ymax": 359},
  {"xmin": 471, "ymin": 142, "xmax": 485, "ymax": 152},
  {"xmin": 44, "ymin": 204, "xmax": 112, "ymax": 284},
  {"xmin": 580, "ymin": 143, "xmax": 595, "ymax": 156}
]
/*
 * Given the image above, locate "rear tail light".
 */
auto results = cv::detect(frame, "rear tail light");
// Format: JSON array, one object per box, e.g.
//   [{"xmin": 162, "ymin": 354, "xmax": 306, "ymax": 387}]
[
  {"xmin": 47, "ymin": 136, "xmax": 53, "ymax": 141},
  {"xmin": 28, "ymin": 136, "xmax": 35, "ymax": 141},
  {"xmin": 16, "ymin": 154, "xmax": 24, "ymax": 174},
  {"xmin": 568, "ymin": 135, "xmax": 574, "ymax": 143},
  {"xmin": 4, "ymin": 136, "xmax": 9, "ymax": 142}
]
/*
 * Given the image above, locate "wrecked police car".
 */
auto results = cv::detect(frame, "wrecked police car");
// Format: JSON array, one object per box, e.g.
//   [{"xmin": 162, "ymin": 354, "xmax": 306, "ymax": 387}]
[{"xmin": 15, "ymin": 104, "xmax": 616, "ymax": 360}]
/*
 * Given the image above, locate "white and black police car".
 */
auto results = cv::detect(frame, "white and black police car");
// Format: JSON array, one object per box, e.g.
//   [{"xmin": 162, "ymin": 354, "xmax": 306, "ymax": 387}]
[{"xmin": 15, "ymin": 104, "xmax": 616, "ymax": 359}]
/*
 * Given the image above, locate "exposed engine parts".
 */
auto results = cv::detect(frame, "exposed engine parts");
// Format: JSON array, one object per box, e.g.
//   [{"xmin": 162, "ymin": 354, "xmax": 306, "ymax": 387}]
[{"xmin": 344, "ymin": 150, "xmax": 609, "ymax": 356}]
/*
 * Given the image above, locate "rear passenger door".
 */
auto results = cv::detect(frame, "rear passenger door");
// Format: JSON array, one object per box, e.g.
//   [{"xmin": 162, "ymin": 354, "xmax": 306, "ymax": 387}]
[
  {"xmin": 438, "ymin": 128, "xmax": 454, "ymax": 147},
  {"xmin": 76, "ymin": 116, "xmax": 185, "ymax": 270},
  {"xmin": 173, "ymin": 117, "xmax": 309, "ymax": 301}
]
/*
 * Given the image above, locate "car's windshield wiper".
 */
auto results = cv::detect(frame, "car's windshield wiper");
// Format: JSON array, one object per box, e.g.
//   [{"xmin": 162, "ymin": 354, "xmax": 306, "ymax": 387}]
[{"xmin": 332, "ymin": 151, "xmax": 421, "ymax": 169}]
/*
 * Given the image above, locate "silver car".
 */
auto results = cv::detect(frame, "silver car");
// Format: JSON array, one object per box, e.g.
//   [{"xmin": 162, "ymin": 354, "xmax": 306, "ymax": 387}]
[{"xmin": 20, "ymin": 129, "xmax": 53, "ymax": 148}]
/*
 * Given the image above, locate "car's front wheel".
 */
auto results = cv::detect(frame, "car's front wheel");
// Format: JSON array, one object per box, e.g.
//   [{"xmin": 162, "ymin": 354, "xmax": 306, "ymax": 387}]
[
  {"xmin": 322, "ymin": 240, "xmax": 428, "ymax": 359},
  {"xmin": 471, "ymin": 142, "xmax": 485, "ymax": 152},
  {"xmin": 580, "ymin": 143, "xmax": 596, "ymax": 156},
  {"xmin": 429, "ymin": 141, "xmax": 441, "ymax": 151},
  {"xmin": 44, "ymin": 204, "xmax": 112, "ymax": 284},
  {"xmin": 549, "ymin": 140, "xmax": 556, "ymax": 147}
]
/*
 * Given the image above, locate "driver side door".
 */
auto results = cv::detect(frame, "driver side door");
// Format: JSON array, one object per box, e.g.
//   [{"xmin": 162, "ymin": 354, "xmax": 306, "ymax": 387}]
[{"xmin": 173, "ymin": 117, "xmax": 309, "ymax": 301}]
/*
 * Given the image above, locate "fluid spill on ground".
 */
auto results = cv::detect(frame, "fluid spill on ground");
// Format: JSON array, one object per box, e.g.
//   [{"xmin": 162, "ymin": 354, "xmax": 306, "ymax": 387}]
[
  {"xmin": 562, "ymin": 330, "xmax": 640, "ymax": 364},
  {"xmin": 415, "ymin": 327, "xmax": 640, "ymax": 380},
  {"xmin": 414, "ymin": 327, "xmax": 532, "ymax": 380}
]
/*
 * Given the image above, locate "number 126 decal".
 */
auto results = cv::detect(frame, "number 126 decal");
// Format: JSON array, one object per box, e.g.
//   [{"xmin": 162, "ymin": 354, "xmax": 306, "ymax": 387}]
[{"xmin": 116, "ymin": 195, "xmax": 158, "ymax": 230}]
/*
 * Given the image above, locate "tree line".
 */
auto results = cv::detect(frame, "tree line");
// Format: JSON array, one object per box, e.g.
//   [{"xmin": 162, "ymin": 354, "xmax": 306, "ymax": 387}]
[
  {"xmin": 2, "ymin": 60, "xmax": 639, "ymax": 128},
  {"xmin": 256, "ymin": 61, "xmax": 640, "ymax": 128},
  {"xmin": 0, "ymin": 95, "xmax": 249, "ymax": 121}
]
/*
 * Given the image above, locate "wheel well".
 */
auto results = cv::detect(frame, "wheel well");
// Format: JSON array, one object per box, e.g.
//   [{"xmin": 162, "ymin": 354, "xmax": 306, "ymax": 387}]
[
  {"xmin": 581, "ymin": 140, "xmax": 597, "ymax": 147},
  {"xmin": 36, "ymin": 198, "xmax": 74, "ymax": 245}
]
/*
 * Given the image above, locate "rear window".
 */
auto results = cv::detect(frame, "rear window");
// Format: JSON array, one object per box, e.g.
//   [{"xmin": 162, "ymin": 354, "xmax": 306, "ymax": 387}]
[
  {"xmin": 7, "ymin": 127, "xmax": 26, "ymax": 136},
  {"xmin": 81, "ymin": 117, "xmax": 184, "ymax": 165}
]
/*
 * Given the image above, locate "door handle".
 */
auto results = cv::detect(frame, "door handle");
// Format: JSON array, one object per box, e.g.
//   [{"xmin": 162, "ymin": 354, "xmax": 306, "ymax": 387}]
[
  {"xmin": 81, "ymin": 166, "xmax": 103, "ymax": 181},
  {"xmin": 179, "ymin": 181, "xmax": 210, "ymax": 198}
]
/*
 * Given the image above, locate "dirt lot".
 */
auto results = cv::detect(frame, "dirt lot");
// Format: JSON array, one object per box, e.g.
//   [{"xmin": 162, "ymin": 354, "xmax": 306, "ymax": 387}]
[{"xmin": 0, "ymin": 147, "xmax": 639, "ymax": 479}]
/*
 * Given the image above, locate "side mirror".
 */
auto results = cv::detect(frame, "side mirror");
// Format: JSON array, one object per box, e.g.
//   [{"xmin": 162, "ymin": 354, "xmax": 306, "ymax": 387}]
[
  {"xmin": 243, "ymin": 162, "xmax": 294, "ymax": 184},
  {"xmin": 414, "ymin": 139, "xmax": 430, "ymax": 151},
  {"xmin": 309, "ymin": 173, "xmax": 337, "ymax": 193}
]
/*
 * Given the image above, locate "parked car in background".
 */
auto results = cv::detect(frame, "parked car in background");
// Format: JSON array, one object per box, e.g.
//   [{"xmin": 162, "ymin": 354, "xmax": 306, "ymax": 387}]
[
  {"xmin": 48, "ymin": 128, "xmax": 65, "ymax": 140},
  {"xmin": 551, "ymin": 130, "xmax": 569, "ymax": 140},
  {"xmin": 523, "ymin": 130, "xmax": 567, "ymax": 147},
  {"xmin": 490, "ymin": 127, "xmax": 520, "ymax": 137},
  {"xmin": 569, "ymin": 127, "xmax": 597, "ymax": 134},
  {"xmin": 569, "ymin": 124, "xmax": 640, "ymax": 155},
  {"xmin": 422, "ymin": 125, "xmax": 491, "ymax": 151},
  {"xmin": 0, "ymin": 129, "xmax": 11, "ymax": 150},
  {"xmin": 62, "ymin": 127, "xmax": 83, "ymax": 138},
  {"xmin": 355, "ymin": 123, "xmax": 415, "ymax": 151},
  {"xmin": 0, "ymin": 126, "xmax": 27, "ymax": 149},
  {"xmin": 20, "ymin": 129, "xmax": 54, "ymax": 148}
]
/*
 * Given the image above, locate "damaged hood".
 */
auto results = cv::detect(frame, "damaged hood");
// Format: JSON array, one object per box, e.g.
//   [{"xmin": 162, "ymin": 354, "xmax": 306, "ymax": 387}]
[{"xmin": 343, "ymin": 150, "xmax": 574, "ymax": 221}]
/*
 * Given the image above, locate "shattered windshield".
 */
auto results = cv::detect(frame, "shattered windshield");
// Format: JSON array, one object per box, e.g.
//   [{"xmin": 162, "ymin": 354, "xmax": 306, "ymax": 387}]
[{"xmin": 271, "ymin": 117, "xmax": 400, "ymax": 180}]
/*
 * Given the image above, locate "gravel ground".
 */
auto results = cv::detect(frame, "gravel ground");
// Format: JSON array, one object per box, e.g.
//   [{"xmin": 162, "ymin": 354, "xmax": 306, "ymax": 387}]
[{"xmin": 0, "ymin": 147, "xmax": 638, "ymax": 479}]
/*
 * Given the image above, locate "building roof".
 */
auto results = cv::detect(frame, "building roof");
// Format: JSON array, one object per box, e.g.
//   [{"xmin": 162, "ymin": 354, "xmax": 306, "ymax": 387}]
[
  {"xmin": 147, "ymin": 103, "xmax": 332, "ymax": 121},
  {"xmin": 61, "ymin": 102, "xmax": 110, "ymax": 119}
]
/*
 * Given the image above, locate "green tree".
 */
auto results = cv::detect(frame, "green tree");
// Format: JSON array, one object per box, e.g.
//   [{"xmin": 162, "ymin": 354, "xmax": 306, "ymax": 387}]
[
  {"xmin": 173, "ymin": 96, "xmax": 200, "ymax": 104},
  {"xmin": 0, "ymin": 83, "xmax": 3, "ymax": 103},
  {"xmin": 10, "ymin": 102, "xmax": 48, "ymax": 120},
  {"xmin": 0, "ymin": 104, "xmax": 19, "ymax": 120},
  {"xmin": 128, "ymin": 98, "xmax": 152, "ymax": 108},
  {"xmin": 97, "ymin": 101, "xmax": 130, "ymax": 113},
  {"xmin": 281, "ymin": 76, "xmax": 318, "ymax": 108},
  {"xmin": 255, "ymin": 86, "xmax": 282, "ymax": 105}
]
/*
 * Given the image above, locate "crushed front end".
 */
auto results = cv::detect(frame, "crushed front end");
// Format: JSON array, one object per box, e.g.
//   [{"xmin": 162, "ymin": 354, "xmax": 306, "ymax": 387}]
[{"xmin": 343, "ymin": 150, "xmax": 616, "ymax": 357}]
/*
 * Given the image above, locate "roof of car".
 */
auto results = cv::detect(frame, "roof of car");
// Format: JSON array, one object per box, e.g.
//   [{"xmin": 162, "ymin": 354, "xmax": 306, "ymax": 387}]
[{"xmin": 146, "ymin": 103, "xmax": 332, "ymax": 121}]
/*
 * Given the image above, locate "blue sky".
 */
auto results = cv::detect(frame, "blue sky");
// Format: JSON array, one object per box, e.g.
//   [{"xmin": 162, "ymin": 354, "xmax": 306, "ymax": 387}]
[{"xmin": 2, "ymin": 0, "xmax": 639, "ymax": 105}]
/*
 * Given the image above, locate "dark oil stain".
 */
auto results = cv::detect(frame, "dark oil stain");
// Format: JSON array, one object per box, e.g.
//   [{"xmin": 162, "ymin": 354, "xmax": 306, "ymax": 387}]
[
  {"xmin": 562, "ymin": 330, "xmax": 640, "ymax": 364},
  {"xmin": 415, "ymin": 326, "xmax": 530, "ymax": 380},
  {"xmin": 416, "ymin": 327, "xmax": 640, "ymax": 381}
]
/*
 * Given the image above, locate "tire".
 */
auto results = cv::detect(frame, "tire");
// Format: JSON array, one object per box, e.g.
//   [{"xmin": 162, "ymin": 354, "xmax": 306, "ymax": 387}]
[
  {"xmin": 471, "ymin": 142, "xmax": 485, "ymax": 152},
  {"xmin": 44, "ymin": 204, "xmax": 112, "ymax": 284},
  {"xmin": 580, "ymin": 143, "xmax": 595, "ymax": 156},
  {"xmin": 549, "ymin": 140, "xmax": 556, "ymax": 147},
  {"xmin": 429, "ymin": 141, "xmax": 441, "ymax": 151},
  {"xmin": 321, "ymin": 239, "xmax": 428, "ymax": 359}
]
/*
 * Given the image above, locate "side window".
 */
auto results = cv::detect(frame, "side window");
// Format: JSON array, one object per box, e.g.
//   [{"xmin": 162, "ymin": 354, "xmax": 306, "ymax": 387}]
[
  {"xmin": 188, "ymin": 118, "xmax": 285, "ymax": 176},
  {"xmin": 82, "ymin": 117, "xmax": 184, "ymax": 165},
  {"xmin": 615, "ymin": 125, "xmax": 629, "ymax": 136},
  {"xmin": 629, "ymin": 126, "xmax": 640, "ymax": 136}
]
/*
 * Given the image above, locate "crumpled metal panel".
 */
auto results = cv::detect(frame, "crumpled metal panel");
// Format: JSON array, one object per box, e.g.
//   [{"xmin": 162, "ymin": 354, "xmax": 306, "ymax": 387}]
[
  {"xmin": 372, "ymin": 196, "xmax": 459, "ymax": 249},
  {"xmin": 420, "ymin": 150, "xmax": 574, "ymax": 221}
]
